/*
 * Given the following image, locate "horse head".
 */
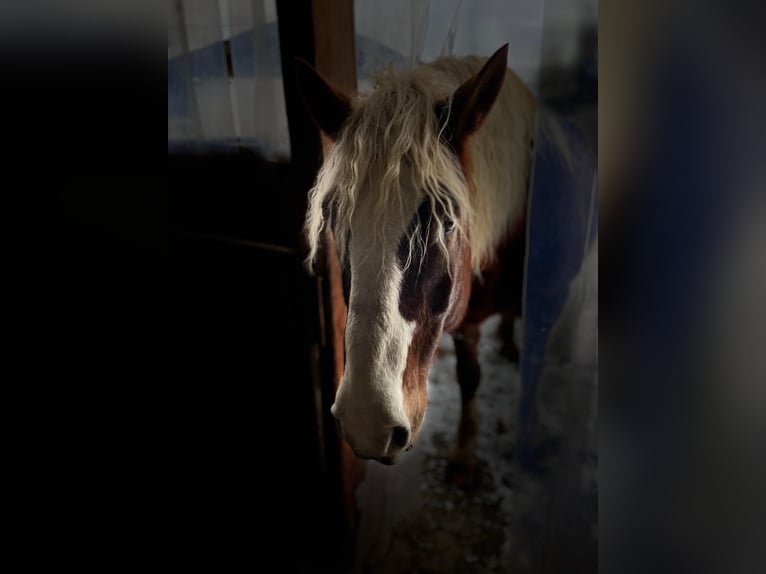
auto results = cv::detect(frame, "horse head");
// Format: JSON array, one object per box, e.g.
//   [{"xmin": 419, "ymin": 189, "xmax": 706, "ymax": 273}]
[{"xmin": 296, "ymin": 45, "xmax": 509, "ymax": 463}]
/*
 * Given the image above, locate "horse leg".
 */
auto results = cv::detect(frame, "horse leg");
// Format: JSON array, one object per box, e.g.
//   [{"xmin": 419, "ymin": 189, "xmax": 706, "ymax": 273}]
[{"xmin": 447, "ymin": 323, "xmax": 481, "ymax": 486}]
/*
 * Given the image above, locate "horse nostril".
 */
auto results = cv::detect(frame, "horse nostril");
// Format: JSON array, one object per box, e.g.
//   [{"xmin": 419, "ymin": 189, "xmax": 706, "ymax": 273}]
[{"xmin": 391, "ymin": 426, "xmax": 410, "ymax": 450}]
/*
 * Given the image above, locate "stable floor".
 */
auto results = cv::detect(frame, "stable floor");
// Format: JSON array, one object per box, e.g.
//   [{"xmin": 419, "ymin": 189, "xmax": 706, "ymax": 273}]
[{"xmin": 352, "ymin": 314, "xmax": 598, "ymax": 574}]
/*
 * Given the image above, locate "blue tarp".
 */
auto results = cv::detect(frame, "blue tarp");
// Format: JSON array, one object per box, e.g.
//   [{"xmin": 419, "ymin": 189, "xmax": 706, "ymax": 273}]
[{"xmin": 519, "ymin": 115, "xmax": 597, "ymax": 463}]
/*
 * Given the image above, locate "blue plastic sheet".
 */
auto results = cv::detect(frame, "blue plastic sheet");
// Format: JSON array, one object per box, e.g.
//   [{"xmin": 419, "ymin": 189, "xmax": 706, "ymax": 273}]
[{"xmin": 519, "ymin": 114, "xmax": 598, "ymax": 463}]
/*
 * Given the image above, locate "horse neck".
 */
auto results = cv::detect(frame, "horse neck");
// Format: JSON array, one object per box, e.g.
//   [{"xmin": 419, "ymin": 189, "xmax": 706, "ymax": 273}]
[{"xmin": 466, "ymin": 69, "xmax": 538, "ymax": 262}]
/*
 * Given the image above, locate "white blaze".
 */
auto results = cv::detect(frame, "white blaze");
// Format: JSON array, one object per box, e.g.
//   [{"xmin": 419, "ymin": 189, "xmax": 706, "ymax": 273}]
[{"xmin": 331, "ymin": 194, "xmax": 417, "ymax": 456}]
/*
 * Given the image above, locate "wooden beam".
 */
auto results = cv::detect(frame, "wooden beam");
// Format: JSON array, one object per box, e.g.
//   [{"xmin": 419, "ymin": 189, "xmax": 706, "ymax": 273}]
[
  {"xmin": 276, "ymin": 0, "xmax": 363, "ymax": 554},
  {"xmin": 276, "ymin": 0, "xmax": 322, "ymax": 175},
  {"xmin": 312, "ymin": 0, "xmax": 357, "ymax": 93},
  {"xmin": 310, "ymin": 0, "xmax": 365, "ymax": 532}
]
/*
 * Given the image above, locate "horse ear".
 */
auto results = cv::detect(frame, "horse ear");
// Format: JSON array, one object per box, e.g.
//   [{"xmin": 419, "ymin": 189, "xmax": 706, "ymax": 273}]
[
  {"xmin": 437, "ymin": 43, "xmax": 509, "ymax": 151},
  {"xmin": 293, "ymin": 57, "xmax": 352, "ymax": 141}
]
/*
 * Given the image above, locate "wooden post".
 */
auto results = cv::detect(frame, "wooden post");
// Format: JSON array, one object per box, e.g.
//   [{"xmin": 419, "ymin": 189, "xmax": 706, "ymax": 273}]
[
  {"xmin": 276, "ymin": 0, "xmax": 363, "ymax": 559},
  {"xmin": 310, "ymin": 0, "xmax": 365, "ymax": 532}
]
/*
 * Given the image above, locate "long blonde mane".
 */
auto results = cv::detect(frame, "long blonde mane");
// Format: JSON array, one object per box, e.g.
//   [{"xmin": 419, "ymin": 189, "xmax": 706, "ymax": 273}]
[{"xmin": 304, "ymin": 54, "xmax": 537, "ymax": 276}]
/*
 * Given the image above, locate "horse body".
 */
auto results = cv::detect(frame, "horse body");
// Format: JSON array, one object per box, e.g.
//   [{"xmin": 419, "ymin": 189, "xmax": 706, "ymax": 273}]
[{"xmin": 297, "ymin": 45, "xmax": 539, "ymax": 470}]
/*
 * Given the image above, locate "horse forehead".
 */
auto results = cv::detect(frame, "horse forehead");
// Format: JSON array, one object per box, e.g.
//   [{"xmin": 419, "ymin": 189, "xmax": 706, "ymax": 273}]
[
  {"xmin": 349, "ymin": 181, "xmax": 422, "ymax": 244},
  {"xmin": 346, "ymin": 198, "xmax": 418, "ymax": 294}
]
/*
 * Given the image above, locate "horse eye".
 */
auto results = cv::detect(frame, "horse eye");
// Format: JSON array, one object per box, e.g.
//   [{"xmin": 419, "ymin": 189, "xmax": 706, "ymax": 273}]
[{"xmin": 444, "ymin": 219, "xmax": 456, "ymax": 234}]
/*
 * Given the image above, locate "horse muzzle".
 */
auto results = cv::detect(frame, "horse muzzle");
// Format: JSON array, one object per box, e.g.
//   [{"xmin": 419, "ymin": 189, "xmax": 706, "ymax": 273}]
[{"xmin": 332, "ymin": 409, "xmax": 412, "ymax": 463}]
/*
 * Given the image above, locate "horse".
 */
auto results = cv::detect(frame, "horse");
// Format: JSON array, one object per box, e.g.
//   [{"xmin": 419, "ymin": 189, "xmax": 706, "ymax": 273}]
[{"xmin": 296, "ymin": 44, "xmax": 549, "ymax": 475}]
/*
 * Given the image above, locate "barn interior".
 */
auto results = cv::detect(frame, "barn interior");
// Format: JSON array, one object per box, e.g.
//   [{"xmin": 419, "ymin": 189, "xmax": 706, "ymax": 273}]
[
  {"xmin": 11, "ymin": 1, "xmax": 596, "ymax": 572},
  {"xmin": 168, "ymin": 2, "xmax": 598, "ymax": 572}
]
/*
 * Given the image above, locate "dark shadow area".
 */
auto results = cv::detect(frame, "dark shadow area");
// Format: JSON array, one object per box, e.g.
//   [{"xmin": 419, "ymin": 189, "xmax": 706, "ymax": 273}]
[{"xmin": 4, "ymin": 36, "xmax": 352, "ymax": 571}]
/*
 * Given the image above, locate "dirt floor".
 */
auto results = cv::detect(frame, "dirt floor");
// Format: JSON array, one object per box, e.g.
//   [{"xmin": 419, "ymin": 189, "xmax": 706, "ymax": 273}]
[{"xmin": 351, "ymin": 314, "xmax": 598, "ymax": 574}]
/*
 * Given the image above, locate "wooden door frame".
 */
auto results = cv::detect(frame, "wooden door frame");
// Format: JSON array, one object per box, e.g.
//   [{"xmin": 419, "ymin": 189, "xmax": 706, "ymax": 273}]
[{"xmin": 276, "ymin": 0, "xmax": 364, "ymax": 542}]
